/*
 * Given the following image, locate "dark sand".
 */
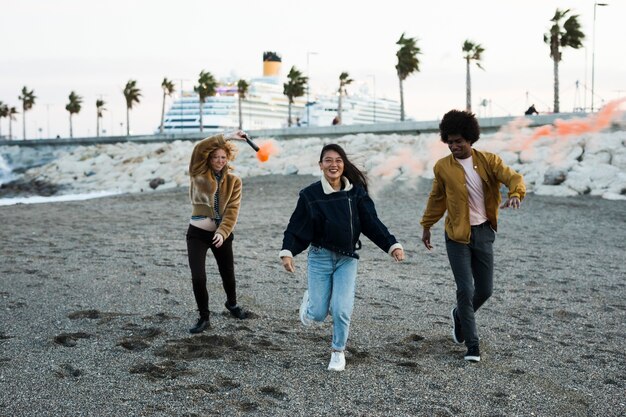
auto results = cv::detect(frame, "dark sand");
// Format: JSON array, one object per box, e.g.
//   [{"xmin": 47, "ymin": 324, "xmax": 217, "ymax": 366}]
[{"xmin": 1, "ymin": 175, "xmax": 624, "ymax": 416}]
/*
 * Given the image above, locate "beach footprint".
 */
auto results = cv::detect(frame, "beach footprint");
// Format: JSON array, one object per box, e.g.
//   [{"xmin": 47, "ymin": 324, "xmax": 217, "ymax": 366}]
[
  {"xmin": 55, "ymin": 363, "xmax": 82, "ymax": 378},
  {"xmin": 129, "ymin": 360, "xmax": 193, "ymax": 380},
  {"xmin": 155, "ymin": 334, "xmax": 245, "ymax": 360},
  {"xmin": 54, "ymin": 332, "xmax": 92, "ymax": 347}
]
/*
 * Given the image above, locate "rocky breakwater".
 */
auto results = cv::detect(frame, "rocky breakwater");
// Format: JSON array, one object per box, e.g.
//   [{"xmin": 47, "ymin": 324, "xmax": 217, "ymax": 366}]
[
  {"xmin": 2, "ymin": 119, "xmax": 626, "ymax": 201},
  {"xmin": 0, "ymin": 145, "xmax": 72, "ymax": 197}
]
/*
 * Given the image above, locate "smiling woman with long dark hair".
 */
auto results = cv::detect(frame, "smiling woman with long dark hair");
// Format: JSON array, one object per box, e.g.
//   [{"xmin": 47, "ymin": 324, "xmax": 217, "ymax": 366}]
[{"xmin": 279, "ymin": 143, "xmax": 405, "ymax": 371}]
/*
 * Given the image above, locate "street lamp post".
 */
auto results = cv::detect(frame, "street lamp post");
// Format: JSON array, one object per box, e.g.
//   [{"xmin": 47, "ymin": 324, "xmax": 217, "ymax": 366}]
[
  {"xmin": 306, "ymin": 51, "xmax": 318, "ymax": 126},
  {"xmin": 180, "ymin": 79, "xmax": 184, "ymax": 134},
  {"xmin": 591, "ymin": 2, "xmax": 608, "ymax": 113},
  {"xmin": 45, "ymin": 104, "xmax": 50, "ymax": 138}
]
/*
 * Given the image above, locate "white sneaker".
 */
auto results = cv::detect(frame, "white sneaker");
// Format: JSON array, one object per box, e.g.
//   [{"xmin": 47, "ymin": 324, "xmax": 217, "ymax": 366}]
[
  {"xmin": 299, "ymin": 290, "xmax": 313, "ymax": 326},
  {"xmin": 328, "ymin": 351, "xmax": 346, "ymax": 371}
]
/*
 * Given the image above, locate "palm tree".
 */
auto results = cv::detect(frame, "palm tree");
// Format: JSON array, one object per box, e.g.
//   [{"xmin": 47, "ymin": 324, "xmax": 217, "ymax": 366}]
[
  {"xmin": 96, "ymin": 99, "xmax": 106, "ymax": 137},
  {"xmin": 18, "ymin": 86, "xmax": 36, "ymax": 139},
  {"xmin": 544, "ymin": 8, "xmax": 585, "ymax": 113},
  {"xmin": 65, "ymin": 91, "xmax": 83, "ymax": 138},
  {"xmin": 0, "ymin": 102, "xmax": 7, "ymax": 139},
  {"xmin": 8, "ymin": 107, "xmax": 18, "ymax": 140},
  {"xmin": 194, "ymin": 70, "xmax": 217, "ymax": 133},
  {"xmin": 237, "ymin": 79, "xmax": 249, "ymax": 130},
  {"xmin": 396, "ymin": 33, "xmax": 421, "ymax": 121},
  {"xmin": 336, "ymin": 72, "xmax": 353, "ymax": 125},
  {"xmin": 462, "ymin": 40, "xmax": 485, "ymax": 112},
  {"xmin": 159, "ymin": 78, "xmax": 175, "ymax": 134},
  {"xmin": 283, "ymin": 66, "xmax": 307, "ymax": 127},
  {"xmin": 123, "ymin": 80, "xmax": 142, "ymax": 136}
]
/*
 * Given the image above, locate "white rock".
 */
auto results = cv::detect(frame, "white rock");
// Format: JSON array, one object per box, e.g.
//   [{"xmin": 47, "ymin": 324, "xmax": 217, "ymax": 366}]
[{"xmin": 534, "ymin": 184, "xmax": 580, "ymax": 197}]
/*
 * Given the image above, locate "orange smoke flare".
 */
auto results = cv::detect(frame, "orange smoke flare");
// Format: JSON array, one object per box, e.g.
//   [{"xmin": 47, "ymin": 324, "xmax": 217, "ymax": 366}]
[{"xmin": 255, "ymin": 140, "xmax": 279, "ymax": 162}]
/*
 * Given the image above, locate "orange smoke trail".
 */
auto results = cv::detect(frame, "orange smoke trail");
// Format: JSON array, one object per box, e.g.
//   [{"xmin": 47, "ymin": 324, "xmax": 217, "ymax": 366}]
[
  {"xmin": 528, "ymin": 97, "xmax": 626, "ymax": 143},
  {"xmin": 255, "ymin": 140, "xmax": 279, "ymax": 162},
  {"xmin": 370, "ymin": 147, "xmax": 426, "ymax": 178},
  {"xmin": 592, "ymin": 98, "xmax": 626, "ymax": 130},
  {"xmin": 531, "ymin": 125, "xmax": 553, "ymax": 140},
  {"xmin": 554, "ymin": 119, "xmax": 593, "ymax": 136}
]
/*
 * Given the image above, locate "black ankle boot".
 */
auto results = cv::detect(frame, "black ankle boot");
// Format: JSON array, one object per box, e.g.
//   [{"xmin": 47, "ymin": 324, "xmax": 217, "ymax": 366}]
[
  {"xmin": 225, "ymin": 302, "xmax": 247, "ymax": 319},
  {"xmin": 189, "ymin": 317, "xmax": 210, "ymax": 333}
]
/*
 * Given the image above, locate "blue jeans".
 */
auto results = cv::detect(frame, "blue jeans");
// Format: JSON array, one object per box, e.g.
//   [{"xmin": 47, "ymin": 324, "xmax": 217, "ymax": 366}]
[
  {"xmin": 445, "ymin": 222, "xmax": 495, "ymax": 349},
  {"xmin": 305, "ymin": 246, "xmax": 358, "ymax": 351}
]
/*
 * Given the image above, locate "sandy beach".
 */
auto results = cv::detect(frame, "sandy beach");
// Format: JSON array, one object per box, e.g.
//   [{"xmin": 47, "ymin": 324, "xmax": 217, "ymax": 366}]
[{"xmin": 1, "ymin": 174, "xmax": 625, "ymax": 417}]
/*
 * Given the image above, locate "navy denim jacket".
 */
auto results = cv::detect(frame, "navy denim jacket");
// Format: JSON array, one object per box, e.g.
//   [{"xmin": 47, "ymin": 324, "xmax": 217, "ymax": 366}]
[{"xmin": 281, "ymin": 180, "xmax": 398, "ymax": 259}]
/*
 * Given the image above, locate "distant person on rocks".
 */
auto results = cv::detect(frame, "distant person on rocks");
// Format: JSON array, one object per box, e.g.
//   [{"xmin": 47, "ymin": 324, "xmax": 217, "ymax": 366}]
[
  {"xmin": 280, "ymin": 143, "xmax": 405, "ymax": 371},
  {"xmin": 419, "ymin": 110, "xmax": 526, "ymax": 362},
  {"xmin": 186, "ymin": 130, "xmax": 249, "ymax": 334},
  {"xmin": 524, "ymin": 104, "xmax": 538, "ymax": 115}
]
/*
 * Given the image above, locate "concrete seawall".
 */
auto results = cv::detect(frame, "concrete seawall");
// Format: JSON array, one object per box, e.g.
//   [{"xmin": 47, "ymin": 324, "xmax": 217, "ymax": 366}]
[{"xmin": 0, "ymin": 112, "xmax": 588, "ymax": 148}]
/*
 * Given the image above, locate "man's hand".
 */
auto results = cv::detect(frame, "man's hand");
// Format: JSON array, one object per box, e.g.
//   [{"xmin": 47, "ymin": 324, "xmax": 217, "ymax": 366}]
[
  {"xmin": 501, "ymin": 196, "xmax": 521, "ymax": 209},
  {"xmin": 281, "ymin": 256, "xmax": 295, "ymax": 273},
  {"xmin": 391, "ymin": 248, "xmax": 405, "ymax": 262},
  {"xmin": 224, "ymin": 130, "xmax": 247, "ymax": 141},
  {"xmin": 212, "ymin": 232, "xmax": 224, "ymax": 248},
  {"xmin": 422, "ymin": 228, "xmax": 433, "ymax": 250}
]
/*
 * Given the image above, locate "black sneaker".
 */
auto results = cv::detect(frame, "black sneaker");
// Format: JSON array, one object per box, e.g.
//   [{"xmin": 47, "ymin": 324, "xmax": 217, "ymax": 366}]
[
  {"xmin": 451, "ymin": 307, "xmax": 464, "ymax": 344},
  {"xmin": 189, "ymin": 317, "xmax": 210, "ymax": 334},
  {"xmin": 225, "ymin": 302, "xmax": 247, "ymax": 319},
  {"xmin": 464, "ymin": 346, "xmax": 481, "ymax": 362}
]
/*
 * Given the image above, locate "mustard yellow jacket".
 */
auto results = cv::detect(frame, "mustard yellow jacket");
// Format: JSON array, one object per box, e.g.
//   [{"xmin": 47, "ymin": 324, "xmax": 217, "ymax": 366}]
[
  {"xmin": 420, "ymin": 148, "xmax": 525, "ymax": 244},
  {"xmin": 189, "ymin": 134, "xmax": 242, "ymax": 238}
]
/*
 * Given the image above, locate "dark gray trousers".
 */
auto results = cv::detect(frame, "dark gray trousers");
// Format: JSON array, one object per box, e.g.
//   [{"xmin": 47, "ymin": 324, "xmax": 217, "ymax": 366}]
[{"xmin": 445, "ymin": 222, "xmax": 495, "ymax": 348}]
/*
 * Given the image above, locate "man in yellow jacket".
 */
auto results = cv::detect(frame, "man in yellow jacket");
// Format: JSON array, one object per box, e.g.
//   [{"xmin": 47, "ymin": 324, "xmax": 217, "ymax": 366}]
[{"xmin": 420, "ymin": 110, "xmax": 526, "ymax": 362}]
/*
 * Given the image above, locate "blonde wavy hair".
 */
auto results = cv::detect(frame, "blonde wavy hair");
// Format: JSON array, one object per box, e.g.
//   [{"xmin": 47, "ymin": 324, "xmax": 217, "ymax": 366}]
[{"xmin": 190, "ymin": 135, "xmax": 239, "ymax": 176}]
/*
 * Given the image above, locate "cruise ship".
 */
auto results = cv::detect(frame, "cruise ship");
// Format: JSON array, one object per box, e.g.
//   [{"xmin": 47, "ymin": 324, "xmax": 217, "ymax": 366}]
[
  {"xmin": 159, "ymin": 52, "xmax": 401, "ymax": 133},
  {"xmin": 304, "ymin": 94, "xmax": 402, "ymax": 127}
]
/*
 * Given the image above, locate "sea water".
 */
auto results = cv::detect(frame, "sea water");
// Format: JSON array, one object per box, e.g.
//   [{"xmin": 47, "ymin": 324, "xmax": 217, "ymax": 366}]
[{"xmin": 0, "ymin": 190, "xmax": 122, "ymax": 206}]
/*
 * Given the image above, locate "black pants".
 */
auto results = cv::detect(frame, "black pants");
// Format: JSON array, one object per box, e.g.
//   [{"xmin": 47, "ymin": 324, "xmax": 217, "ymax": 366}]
[
  {"xmin": 186, "ymin": 224, "xmax": 237, "ymax": 319},
  {"xmin": 445, "ymin": 222, "xmax": 495, "ymax": 348}
]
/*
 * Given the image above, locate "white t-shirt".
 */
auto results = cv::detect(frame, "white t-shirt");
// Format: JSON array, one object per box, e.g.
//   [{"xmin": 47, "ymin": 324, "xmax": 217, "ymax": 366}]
[{"xmin": 456, "ymin": 155, "xmax": 488, "ymax": 226}]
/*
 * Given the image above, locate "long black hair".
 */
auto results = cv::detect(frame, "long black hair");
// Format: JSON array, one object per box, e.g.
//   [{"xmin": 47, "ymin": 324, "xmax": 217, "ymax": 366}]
[{"xmin": 319, "ymin": 143, "xmax": 368, "ymax": 192}]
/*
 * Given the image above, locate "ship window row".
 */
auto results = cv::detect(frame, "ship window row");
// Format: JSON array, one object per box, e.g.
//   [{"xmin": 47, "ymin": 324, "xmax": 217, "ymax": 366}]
[{"xmin": 164, "ymin": 125, "xmax": 222, "ymax": 130}]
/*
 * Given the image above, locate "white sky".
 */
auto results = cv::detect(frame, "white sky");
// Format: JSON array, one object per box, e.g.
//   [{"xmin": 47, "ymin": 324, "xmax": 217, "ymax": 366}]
[{"xmin": 1, "ymin": 0, "xmax": 625, "ymax": 138}]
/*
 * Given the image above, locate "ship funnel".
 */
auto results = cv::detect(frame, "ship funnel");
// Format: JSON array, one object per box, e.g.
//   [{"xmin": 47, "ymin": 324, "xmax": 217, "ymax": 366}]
[{"xmin": 263, "ymin": 51, "xmax": 281, "ymax": 77}]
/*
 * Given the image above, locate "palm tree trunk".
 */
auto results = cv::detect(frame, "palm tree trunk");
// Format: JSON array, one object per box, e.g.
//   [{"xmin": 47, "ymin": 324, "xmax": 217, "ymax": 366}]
[
  {"xmin": 9, "ymin": 118, "xmax": 13, "ymax": 140},
  {"xmin": 160, "ymin": 92, "xmax": 166, "ymax": 134},
  {"xmin": 199, "ymin": 101, "xmax": 204, "ymax": 133},
  {"xmin": 398, "ymin": 76, "xmax": 405, "ymax": 122},
  {"xmin": 553, "ymin": 57, "xmax": 560, "ymax": 113},
  {"xmin": 466, "ymin": 58, "xmax": 472, "ymax": 112},
  {"xmin": 23, "ymin": 112, "xmax": 26, "ymax": 140},
  {"xmin": 238, "ymin": 96, "xmax": 243, "ymax": 129},
  {"xmin": 97, "ymin": 115, "xmax": 100, "ymax": 138},
  {"xmin": 337, "ymin": 93, "xmax": 343, "ymax": 124},
  {"xmin": 126, "ymin": 107, "xmax": 130, "ymax": 136},
  {"xmin": 288, "ymin": 102, "xmax": 292, "ymax": 127},
  {"xmin": 69, "ymin": 114, "xmax": 73, "ymax": 138}
]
